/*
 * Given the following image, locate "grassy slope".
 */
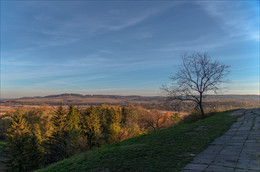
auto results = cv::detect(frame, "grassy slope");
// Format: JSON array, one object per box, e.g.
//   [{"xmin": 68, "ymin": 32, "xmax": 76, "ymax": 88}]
[{"xmin": 37, "ymin": 111, "xmax": 239, "ymax": 172}]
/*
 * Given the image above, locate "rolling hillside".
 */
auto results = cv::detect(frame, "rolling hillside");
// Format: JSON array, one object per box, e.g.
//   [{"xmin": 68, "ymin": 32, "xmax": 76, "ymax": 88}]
[
  {"xmin": 1, "ymin": 93, "xmax": 259, "ymax": 106},
  {"xmin": 0, "ymin": 94, "xmax": 165, "ymax": 106},
  {"xmin": 37, "ymin": 110, "xmax": 238, "ymax": 172},
  {"xmin": 0, "ymin": 94, "xmax": 259, "ymax": 116}
]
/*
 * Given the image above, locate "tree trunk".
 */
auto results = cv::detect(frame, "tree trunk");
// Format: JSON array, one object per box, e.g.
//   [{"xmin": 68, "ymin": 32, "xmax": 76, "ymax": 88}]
[
  {"xmin": 199, "ymin": 102, "xmax": 205, "ymax": 119},
  {"xmin": 199, "ymin": 93, "xmax": 205, "ymax": 119}
]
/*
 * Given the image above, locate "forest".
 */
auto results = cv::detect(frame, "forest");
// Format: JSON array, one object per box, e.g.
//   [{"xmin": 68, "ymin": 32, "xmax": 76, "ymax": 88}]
[
  {"xmin": 0, "ymin": 95, "xmax": 258, "ymax": 171},
  {"xmin": 0, "ymin": 104, "xmax": 181, "ymax": 171}
]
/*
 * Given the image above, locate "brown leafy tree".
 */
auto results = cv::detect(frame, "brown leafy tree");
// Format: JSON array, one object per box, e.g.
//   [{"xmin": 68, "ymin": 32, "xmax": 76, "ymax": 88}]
[{"xmin": 162, "ymin": 52, "xmax": 230, "ymax": 118}]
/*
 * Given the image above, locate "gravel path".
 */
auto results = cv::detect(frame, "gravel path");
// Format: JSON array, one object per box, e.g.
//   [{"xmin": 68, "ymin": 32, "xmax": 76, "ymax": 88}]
[{"xmin": 181, "ymin": 108, "xmax": 260, "ymax": 172}]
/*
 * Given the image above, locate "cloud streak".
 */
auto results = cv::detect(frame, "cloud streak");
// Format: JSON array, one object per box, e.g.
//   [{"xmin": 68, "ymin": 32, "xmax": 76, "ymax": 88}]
[
  {"xmin": 1, "ymin": 1, "xmax": 259, "ymax": 97},
  {"xmin": 197, "ymin": 1, "xmax": 259, "ymax": 41}
]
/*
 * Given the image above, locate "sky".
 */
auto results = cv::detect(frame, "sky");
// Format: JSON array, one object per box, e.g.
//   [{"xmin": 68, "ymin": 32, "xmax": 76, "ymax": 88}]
[{"xmin": 1, "ymin": 1, "xmax": 259, "ymax": 98}]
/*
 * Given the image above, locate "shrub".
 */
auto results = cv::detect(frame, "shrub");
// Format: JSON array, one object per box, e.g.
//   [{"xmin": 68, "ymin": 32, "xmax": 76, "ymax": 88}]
[
  {"xmin": 182, "ymin": 111, "xmax": 201, "ymax": 124},
  {"xmin": 170, "ymin": 113, "xmax": 181, "ymax": 124}
]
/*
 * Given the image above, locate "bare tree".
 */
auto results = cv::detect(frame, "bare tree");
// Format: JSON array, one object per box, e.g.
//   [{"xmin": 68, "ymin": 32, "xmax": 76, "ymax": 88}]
[{"xmin": 162, "ymin": 52, "xmax": 230, "ymax": 118}]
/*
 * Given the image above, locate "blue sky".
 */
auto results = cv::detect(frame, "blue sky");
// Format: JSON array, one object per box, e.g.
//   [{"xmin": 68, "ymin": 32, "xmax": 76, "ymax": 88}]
[{"xmin": 1, "ymin": 1, "xmax": 259, "ymax": 98}]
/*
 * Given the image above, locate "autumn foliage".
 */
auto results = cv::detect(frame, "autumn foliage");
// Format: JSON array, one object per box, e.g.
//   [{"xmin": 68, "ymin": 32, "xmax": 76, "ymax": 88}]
[{"xmin": 3, "ymin": 104, "xmax": 178, "ymax": 171}]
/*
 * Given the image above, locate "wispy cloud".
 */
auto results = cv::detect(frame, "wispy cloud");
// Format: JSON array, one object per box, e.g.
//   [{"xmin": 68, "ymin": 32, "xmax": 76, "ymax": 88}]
[
  {"xmin": 90, "ymin": 3, "xmax": 180, "ymax": 32},
  {"xmin": 151, "ymin": 35, "xmax": 232, "ymax": 53},
  {"xmin": 197, "ymin": 1, "xmax": 259, "ymax": 41},
  {"xmin": 2, "ymin": 1, "xmax": 258, "ymax": 98},
  {"xmin": 152, "ymin": 1, "xmax": 259, "ymax": 54},
  {"xmin": 3, "ymin": 2, "xmax": 178, "ymax": 54},
  {"xmin": 34, "ymin": 2, "xmax": 176, "ymax": 34}
]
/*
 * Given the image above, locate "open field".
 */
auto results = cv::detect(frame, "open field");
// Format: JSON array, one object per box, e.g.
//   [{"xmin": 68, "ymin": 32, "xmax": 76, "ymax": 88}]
[{"xmin": 0, "ymin": 94, "xmax": 259, "ymax": 116}]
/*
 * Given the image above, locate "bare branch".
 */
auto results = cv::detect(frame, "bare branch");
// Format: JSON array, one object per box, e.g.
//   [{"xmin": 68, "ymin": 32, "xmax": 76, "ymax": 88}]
[{"xmin": 161, "ymin": 52, "xmax": 230, "ymax": 118}]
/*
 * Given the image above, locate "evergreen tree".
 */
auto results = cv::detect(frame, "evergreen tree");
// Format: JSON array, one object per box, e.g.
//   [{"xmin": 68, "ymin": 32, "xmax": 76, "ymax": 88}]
[
  {"xmin": 51, "ymin": 103, "xmax": 67, "ymax": 131},
  {"xmin": 95, "ymin": 105, "xmax": 108, "ymax": 130},
  {"xmin": 33, "ymin": 124, "xmax": 43, "ymax": 143},
  {"xmin": 24, "ymin": 135, "xmax": 42, "ymax": 170},
  {"xmin": 105, "ymin": 108, "xmax": 123, "ymax": 143},
  {"xmin": 66, "ymin": 104, "xmax": 80, "ymax": 131},
  {"xmin": 65, "ymin": 104, "xmax": 81, "ymax": 155},
  {"xmin": 45, "ymin": 104, "xmax": 68, "ymax": 163},
  {"xmin": 107, "ymin": 108, "xmax": 121, "ymax": 125},
  {"xmin": 6, "ymin": 111, "xmax": 42, "ymax": 172},
  {"xmin": 121, "ymin": 106, "xmax": 128, "ymax": 124},
  {"xmin": 80, "ymin": 107, "xmax": 101, "ymax": 148},
  {"xmin": 107, "ymin": 122, "xmax": 124, "ymax": 143}
]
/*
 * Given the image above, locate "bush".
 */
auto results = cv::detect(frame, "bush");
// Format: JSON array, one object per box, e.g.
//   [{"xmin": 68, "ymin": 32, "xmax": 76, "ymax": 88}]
[
  {"xmin": 170, "ymin": 113, "xmax": 181, "ymax": 124},
  {"xmin": 182, "ymin": 111, "xmax": 202, "ymax": 124}
]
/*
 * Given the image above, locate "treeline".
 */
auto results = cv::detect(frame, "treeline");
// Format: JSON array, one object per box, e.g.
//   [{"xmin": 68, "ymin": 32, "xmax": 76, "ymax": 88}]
[
  {"xmin": 1, "ymin": 104, "xmax": 180, "ymax": 171},
  {"xmin": 141, "ymin": 100, "xmax": 259, "ymax": 112}
]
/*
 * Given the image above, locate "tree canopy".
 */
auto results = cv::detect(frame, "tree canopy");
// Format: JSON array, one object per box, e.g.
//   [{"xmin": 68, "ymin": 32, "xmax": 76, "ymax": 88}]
[{"xmin": 162, "ymin": 52, "xmax": 230, "ymax": 118}]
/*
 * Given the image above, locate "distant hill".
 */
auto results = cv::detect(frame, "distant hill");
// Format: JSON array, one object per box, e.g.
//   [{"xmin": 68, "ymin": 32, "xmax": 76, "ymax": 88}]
[
  {"xmin": 204, "ymin": 94, "xmax": 259, "ymax": 102},
  {"xmin": 0, "ymin": 93, "xmax": 259, "ymax": 106},
  {"xmin": 0, "ymin": 94, "xmax": 165, "ymax": 106}
]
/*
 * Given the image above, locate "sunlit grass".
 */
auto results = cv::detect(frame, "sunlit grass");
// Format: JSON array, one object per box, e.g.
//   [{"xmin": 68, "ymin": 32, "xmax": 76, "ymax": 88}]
[{"xmin": 37, "ymin": 110, "xmax": 238, "ymax": 172}]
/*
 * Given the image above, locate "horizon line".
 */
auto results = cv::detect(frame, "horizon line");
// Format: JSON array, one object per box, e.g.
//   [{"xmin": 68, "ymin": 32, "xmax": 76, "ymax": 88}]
[{"xmin": 1, "ymin": 92, "xmax": 259, "ymax": 100}]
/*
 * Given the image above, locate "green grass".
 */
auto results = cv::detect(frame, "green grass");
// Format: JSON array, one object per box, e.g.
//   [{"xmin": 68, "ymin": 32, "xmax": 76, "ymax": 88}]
[{"xmin": 37, "ymin": 110, "xmax": 239, "ymax": 172}]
